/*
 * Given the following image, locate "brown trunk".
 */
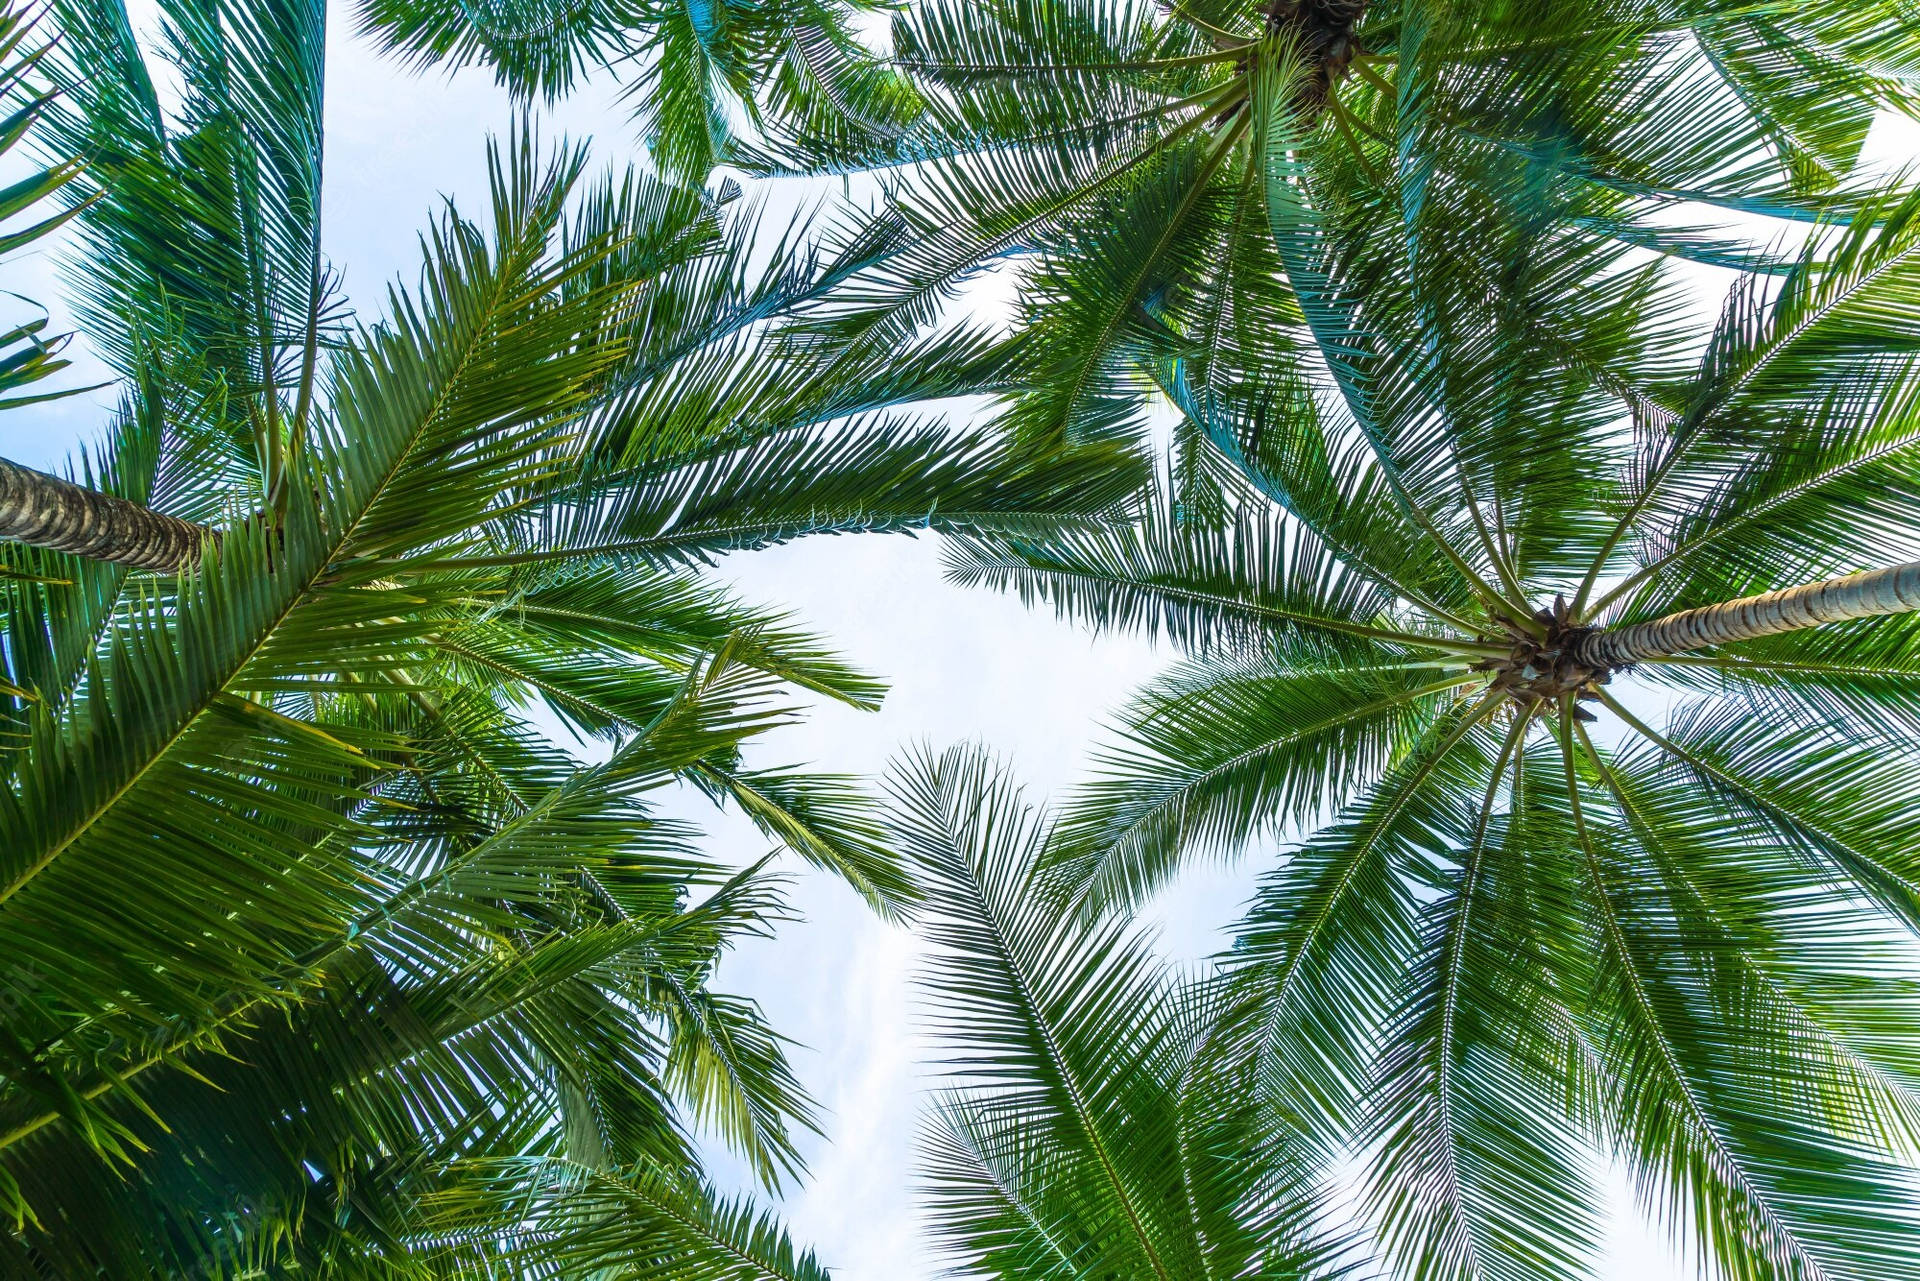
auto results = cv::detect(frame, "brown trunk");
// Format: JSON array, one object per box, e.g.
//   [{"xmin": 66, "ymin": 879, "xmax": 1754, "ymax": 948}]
[
  {"xmin": 1573, "ymin": 560, "xmax": 1920, "ymax": 668},
  {"xmin": 0, "ymin": 455, "xmax": 213, "ymax": 571}
]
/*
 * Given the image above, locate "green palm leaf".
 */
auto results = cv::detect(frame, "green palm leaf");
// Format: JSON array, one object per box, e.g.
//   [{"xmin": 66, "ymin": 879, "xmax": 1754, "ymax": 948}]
[
  {"xmin": 359, "ymin": 0, "xmax": 919, "ymax": 182},
  {"xmin": 888, "ymin": 742, "xmax": 1330, "ymax": 1281}
]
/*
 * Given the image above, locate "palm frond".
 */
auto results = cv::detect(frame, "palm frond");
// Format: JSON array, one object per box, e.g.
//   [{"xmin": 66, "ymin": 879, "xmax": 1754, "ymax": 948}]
[
  {"xmin": 891, "ymin": 742, "xmax": 1328, "ymax": 1280},
  {"xmin": 422, "ymin": 1156, "xmax": 834, "ymax": 1280},
  {"xmin": 1053, "ymin": 651, "xmax": 1474, "ymax": 911},
  {"xmin": 1560, "ymin": 716, "xmax": 1920, "ymax": 1281}
]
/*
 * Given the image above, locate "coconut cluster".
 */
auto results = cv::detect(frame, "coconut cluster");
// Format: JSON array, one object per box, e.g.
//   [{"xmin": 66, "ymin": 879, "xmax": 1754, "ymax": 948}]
[
  {"xmin": 1470, "ymin": 596, "xmax": 1614, "ymax": 718},
  {"xmin": 1263, "ymin": 0, "xmax": 1368, "ymax": 112}
]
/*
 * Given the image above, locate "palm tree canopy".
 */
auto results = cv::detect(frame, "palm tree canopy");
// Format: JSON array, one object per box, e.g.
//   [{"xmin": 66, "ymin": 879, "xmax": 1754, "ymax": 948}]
[
  {"xmin": 794, "ymin": 0, "xmax": 1920, "ymax": 461},
  {"xmin": 950, "ymin": 81, "xmax": 1920, "ymax": 1281},
  {"xmin": 12, "ymin": 0, "xmax": 1920, "ymax": 1272},
  {"xmin": 0, "ymin": 0, "xmax": 1139, "ymax": 1268}
]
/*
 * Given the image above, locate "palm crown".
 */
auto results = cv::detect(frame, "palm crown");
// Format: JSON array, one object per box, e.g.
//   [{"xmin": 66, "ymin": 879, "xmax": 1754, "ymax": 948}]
[
  {"xmin": 950, "ymin": 104, "xmax": 1920, "ymax": 1275},
  {"xmin": 0, "ymin": 0, "xmax": 1134, "ymax": 1269}
]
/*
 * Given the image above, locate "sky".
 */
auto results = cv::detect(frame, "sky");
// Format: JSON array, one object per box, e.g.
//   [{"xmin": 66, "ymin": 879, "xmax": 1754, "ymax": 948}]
[{"xmin": 4, "ymin": 8, "xmax": 1917, "ymax": 1278}]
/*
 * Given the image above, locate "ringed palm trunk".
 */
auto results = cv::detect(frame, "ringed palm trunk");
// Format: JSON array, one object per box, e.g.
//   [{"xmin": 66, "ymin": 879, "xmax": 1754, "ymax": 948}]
[
  {"xmin": 0, "ymin": 454, "xmax": 212, "ymax": 571},
  {"xmin": 1573, "ymin": 561, "xmax": 1920, "ymax": 666}
]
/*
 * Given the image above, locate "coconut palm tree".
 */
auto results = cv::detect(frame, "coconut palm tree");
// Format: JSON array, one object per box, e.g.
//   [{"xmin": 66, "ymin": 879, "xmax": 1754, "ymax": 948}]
[
  {"xmin": 320, "ymin": 2, "xmax": 1920, "ymax": 541},
  {"xmin": 0, "ymin": 0, "xmax": 1136, "ymax": 1269},
  {"xmin": 949, "ymin": 149, "xmax": 1920, "ymax": 1276},
  {"xmin": 883, "ymin": 742, "xmax": 1334, "ymax": 1280},
  {"xmin": 356, "ymin": 0, "xmax": 921, "ymax": 183},
  {"xmin": 789, "ymin": 0, "xmax": 1920, "ymax": 462}
]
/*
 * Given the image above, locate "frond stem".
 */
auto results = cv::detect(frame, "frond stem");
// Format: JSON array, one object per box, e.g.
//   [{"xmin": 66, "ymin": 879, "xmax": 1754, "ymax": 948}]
[
  {"xmin": 893, "ymin": 48, "xmax": 1250, "ymax": 76},
  {"xmin": 1575, "ymin": 716, "xmax": 1920, "ymax": 1126},
  {"xmin": 968, "ymin": 555, "xmax": 1505, "ymax": 651},
  {"xmin": 1082, "ymin": 671, "xmax": 1486, "ymax": 887},
  {"xmin": 1429, "ymin": 708, "xmax": 1528, "ymax": 1272},
  {"xmin": 1582, "ymin": 422, "xmax": 1920, "ymax": 621},
  {"xmin": 1590, "ymin": 686, "xmax": 1920, "ymax": 915},
  {"xmin": 1562, "ymin": 710, "xmax": 1837, "ymax": 1276},
  {"xmin": 1575, "ymin": 234, "xmax": 1920, "ymax": 617},
  {"xmin": 1164, "ymin": 1, "xmax": 1250, "ymax": 47},
  {"xmin": 1462, "ymin": 480, "xmax": 1532, "ymax": 624}
]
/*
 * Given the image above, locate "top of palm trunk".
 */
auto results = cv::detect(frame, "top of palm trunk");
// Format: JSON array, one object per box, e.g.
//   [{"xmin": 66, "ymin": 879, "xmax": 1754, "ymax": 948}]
[
  {"xmin": 1264, "ymin": 0, "xmax": 1367, "ymax": 112},
  {"xmin": 1471, "ymin": 596, "xmax": 1613, "ymax": 717},
  {"xmin": 1465, "ymin": 558, "xmax": 1920, "ymax": 719}
]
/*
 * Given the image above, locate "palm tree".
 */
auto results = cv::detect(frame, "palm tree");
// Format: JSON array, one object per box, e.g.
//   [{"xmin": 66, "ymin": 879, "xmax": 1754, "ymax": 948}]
[
  {"xmin": 356, "ymin": 0, "xmax": 921, "ymax": 182},
  {"xmin": 0, "ymin": 0, "xmax": 1136, "ymax": 1269},
  {"xmin": 791, "ymin": 0, "xmax": 1920, "ymax": 462},
  {"xmin": 951, "ymin": 155, "xmax": 1920, "ymax": 1276},
  {"xmin": 884, "ymin": 742, "xmax": 1333, "ymax": 1280}
]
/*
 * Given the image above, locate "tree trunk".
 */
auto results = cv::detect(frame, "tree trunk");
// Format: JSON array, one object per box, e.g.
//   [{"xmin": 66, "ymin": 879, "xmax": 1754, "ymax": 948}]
[
  {"xmin": 0, "ymin": 455, "xmax": 213, "ymax": 571},
  {"xmin": 1573, "ymin": 560, "xmax": 1920, "ymax": 667}
]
